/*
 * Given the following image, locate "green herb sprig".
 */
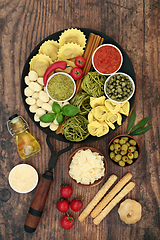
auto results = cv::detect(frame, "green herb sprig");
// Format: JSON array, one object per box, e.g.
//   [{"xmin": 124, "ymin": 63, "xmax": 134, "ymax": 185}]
[
  {"xmin": 126, "ymin": 109, "xmax": 152, "ymax": 136},
  {"xmin": 39, "ymin": 102, "xmax": 79, "ymax": 124}
]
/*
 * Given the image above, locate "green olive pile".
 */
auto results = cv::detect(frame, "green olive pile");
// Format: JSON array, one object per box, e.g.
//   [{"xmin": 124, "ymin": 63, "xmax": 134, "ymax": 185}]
[
  {"xmin": 105, "ymin": 74, "xmax": 134, "ymax": 102},
  {"xmin": 109, "ymin": 136, "xmax": 139, "ymax": 167}
]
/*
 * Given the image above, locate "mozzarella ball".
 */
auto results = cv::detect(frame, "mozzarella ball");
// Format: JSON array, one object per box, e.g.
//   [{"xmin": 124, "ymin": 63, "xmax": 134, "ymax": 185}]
[
  {"xmin": 39, "ymin": 91, "xmax": 49, "ymax": 103},
  {"xmin": 42, "ymin": 103, "xmax": 52, "ymax": 112},
  {"xmin": 24, "ymin": 87, "xmax": 34, "ymax": 97},
  {"xmin": 29, "ymin": 70, "xmax": 38, "ymax": 81},
  {"xmin": 29, "ymin": 82, "xmax": 42, "ymax": 92},
  {"xmin": 25, "ymin": 97, "xmax": 36, "ymax": 105}
]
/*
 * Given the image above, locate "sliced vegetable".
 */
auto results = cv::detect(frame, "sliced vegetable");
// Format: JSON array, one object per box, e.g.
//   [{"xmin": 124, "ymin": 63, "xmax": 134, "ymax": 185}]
[
  {"xmin": 70, "ymin": 67, "xmax": 83, "ymax": 80},
  {"xmin": 75, "ymin": 56, "xmax": 86, "ymax": 68},
  {"xmin": 43, "ymin": 61, "xmax": 67, "ymax": 86}
]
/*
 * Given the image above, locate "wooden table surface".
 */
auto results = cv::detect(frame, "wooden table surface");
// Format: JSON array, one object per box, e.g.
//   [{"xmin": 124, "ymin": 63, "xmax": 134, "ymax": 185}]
[{"xmin": 0, "ymin": 0, "xmax": 159, "ymax": 239}]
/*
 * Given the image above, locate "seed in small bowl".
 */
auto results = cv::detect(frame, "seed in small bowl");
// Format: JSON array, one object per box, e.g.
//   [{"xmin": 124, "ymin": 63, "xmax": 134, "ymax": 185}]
[
  {"xmin": 104, "ymin": 72, "xmax": 135, "ymax": 103},
  {"xmin": 108, "ymin": 135, "xmax": 140, "ymax": 167}
]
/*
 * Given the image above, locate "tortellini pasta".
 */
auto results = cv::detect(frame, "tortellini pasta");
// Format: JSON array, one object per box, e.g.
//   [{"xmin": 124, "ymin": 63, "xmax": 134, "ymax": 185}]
[{"xmin": 88, "ymin": 97, "xmax": 130, "ymax": 137}]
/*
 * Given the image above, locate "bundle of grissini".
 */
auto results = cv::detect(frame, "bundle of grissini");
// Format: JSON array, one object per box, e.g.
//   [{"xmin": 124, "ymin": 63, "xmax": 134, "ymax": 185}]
[{"xmin": 78, "ymin": 173, "xmax": 135, "ymax": 225}]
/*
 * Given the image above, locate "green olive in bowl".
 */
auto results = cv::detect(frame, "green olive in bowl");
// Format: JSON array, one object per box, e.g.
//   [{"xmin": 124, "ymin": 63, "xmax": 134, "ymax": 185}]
[{"xmin": 108, "ymin": 134, "xmax": 140, "ymax": 167}]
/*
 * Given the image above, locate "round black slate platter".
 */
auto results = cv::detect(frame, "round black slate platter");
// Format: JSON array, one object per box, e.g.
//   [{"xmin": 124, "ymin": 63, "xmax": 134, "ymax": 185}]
[{"xmin": 21, "ymin": 28, "xmax": 136, "ymax": 144}]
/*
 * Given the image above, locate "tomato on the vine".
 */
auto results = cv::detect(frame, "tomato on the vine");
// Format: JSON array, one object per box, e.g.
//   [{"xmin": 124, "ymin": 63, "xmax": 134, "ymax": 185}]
[
  {"xmin": 75, "ymin": 56, "xmax": 86, "ymax": 68},
  {"xmin": 60, "ymin": 214, "xmax": 74, "ymax": 230},
  {"xmin": 70, "ymin": 198, "xmax": 83, "ymax": 212},
  {"xmin": 56, "ymin": 198, "xmax": 69, "ymax": 212},
  {"xmin": 70, "ymin": 67, "xmax": 83, "ymax": 80},
  {"xmin": 60, "ymin": 182, "xmax": 73, "ymax": 198}
]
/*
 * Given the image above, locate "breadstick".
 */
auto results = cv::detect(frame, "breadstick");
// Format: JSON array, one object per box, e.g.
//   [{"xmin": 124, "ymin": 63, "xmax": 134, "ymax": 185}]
[
  {"xmin": 93, "ymin": 181, "xmax": 135, "ymax": 225},
  {"xmin": 91, "ymin": 172, "xmax": 132, "ymax": 218},
  {"xmin": 78, "ymin": 174, "xmax": 117, "ymax": 222}
]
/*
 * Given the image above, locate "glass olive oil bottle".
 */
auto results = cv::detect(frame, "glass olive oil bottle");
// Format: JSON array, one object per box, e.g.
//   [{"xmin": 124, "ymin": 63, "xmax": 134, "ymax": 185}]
[{"xmin": 7, "ymin": 114, "xmax": 41, "ymax": 159}]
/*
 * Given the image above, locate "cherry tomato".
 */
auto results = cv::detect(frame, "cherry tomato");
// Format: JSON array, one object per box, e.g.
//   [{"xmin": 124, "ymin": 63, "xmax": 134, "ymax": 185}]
[
  {"xmin": 70, "ymin": 198, "xmax": 83, "ymax": 212},
  {"xmin": 70, "ymin": 67, "xmax": 83, "ymax": 80},
  {"xmin": 56, "ymin": 198, "xmax": 69, "ymax": 212},
  {"xmin": 60, "ymin": 214, "xmax": 74, "ymax": 230},
  {"xmin": 60, "ymin": 183, "xmax": 73, "ymax": 198},
  {"xmin": 75, "ymin": 56, "xmax": 86, "ymax": 68}
]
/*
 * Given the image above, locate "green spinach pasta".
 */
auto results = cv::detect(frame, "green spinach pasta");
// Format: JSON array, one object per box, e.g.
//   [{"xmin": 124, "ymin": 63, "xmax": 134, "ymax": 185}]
[
  {"xmin": 71, "ymin": 91, "xmax": 91, "ymax": 116},
  {"xmin": 63, "ymin": 115, "xmax": 90, "ymax": 142},
  {"xmin": 81, "ymin": 72, "xmax": 106, "ymax": 97}
]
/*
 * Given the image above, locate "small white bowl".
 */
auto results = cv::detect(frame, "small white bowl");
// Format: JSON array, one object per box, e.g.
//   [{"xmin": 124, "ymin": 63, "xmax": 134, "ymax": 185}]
[
  {"xmin": 104, "ymin": 72, "xmax": 135, "ymax": 103},
  {"xmin": 46, "ymin": 72, "xmax": 76, "ymax": 103},
  {"xmin": 92, "ymin": 44, "xmax": 123, "ymax": 76},
  {"xmin": 8, "ymin": 164, "xmax": 38, "ymax": 194}
]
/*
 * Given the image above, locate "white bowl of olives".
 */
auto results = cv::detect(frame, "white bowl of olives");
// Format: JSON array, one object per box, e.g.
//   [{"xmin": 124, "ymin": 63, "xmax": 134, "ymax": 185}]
[
  {"xmin": 108, "ymin": 134, "xmax": 140, "ymax": 167},
  {"xmin": 104, "ymin": 72, "xmax": 135, "ymax": 103}
]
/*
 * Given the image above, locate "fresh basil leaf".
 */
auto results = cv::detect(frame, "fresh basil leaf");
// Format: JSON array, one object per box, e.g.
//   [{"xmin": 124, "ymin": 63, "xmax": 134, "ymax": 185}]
[
  {"xmin": 129, "ymin": 116, "xmax": 150, "ymax": 134},
  {"xmin": 126, "ymin": 109, "xmax": 136, "ymax": 133},
  {"xmin": 52, "ymin": 102, "xmax": 61, "ymax": 113},
  {"xmin": 62, "ymin": 104, "xmax": 79, "ymax": 117},
  {"xmin": 39, "ymin": 113, "xmax": 56, "ymax": 123},
  {"xmin": 56, "ymin": 112, "xmax": 64, "ymax": 124},
  {"xmin": 129, "ymin": 125, "xmax": 152, "ymax": 136}
]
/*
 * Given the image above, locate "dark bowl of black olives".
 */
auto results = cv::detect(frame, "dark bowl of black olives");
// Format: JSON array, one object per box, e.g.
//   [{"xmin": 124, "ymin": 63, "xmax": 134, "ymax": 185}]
[
  {"xmin": 104, "ymin": 72, "xmax": 135, "ymax": 103},
  {"xmin": 108, "ymin": 134, "xmax": 140, "ymax": 167}
]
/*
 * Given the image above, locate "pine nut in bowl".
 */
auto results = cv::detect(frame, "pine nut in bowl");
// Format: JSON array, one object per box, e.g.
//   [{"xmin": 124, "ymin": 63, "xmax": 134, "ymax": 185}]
[
  {"xmin": 92, "ymin": 44, "xmax": 123, "ymax": 75},
  {"xmin": 67, "ymin": 146, "xmax": 107, "ymax": 187},
  {"xmin": 46, "ymin": 72, "xmax": 76, "ymax": 103},
  {"xmin": 104, "ymin": 72, "xmax": 135, "ymax": 103}
]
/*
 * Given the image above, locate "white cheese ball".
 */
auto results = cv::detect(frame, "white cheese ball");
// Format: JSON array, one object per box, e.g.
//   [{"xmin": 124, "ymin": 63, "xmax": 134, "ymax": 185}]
[
  {"xmin": 32, "ymin": 92, "xmax": 39, "ymax": 100},
  {"xmin": 49, "ymin": 122, "xmax": 59, "ymax": 131},
  {"xmin": 36, "ymin": 99, "xmax": 43, "ymax": 107},
  {"xmin": 42, "ymin": 103, "xmax": 52, "ymax": 112},
  {"xmin": 29, "ymin": 70, "xmax": 38, "ymax": 81},
  {"xmin": 39, "ymin": 91, "xmax": 49, "ymax": 103},
  {"xmin": 34, "ymin": 114, "xmax": 40, "ymax": 122},
  {"xmin": 36, "ymin": 108, "xmax": 46, "ymax": 116},
  {"xmin": 25, "ymin": 97, "xmax": 36, "ymax": 105},
  {"xmin": 24, "ymin": 87, "xmax": 35, "ymax": 97},
  {"xmin": 29, "ymin": 82, "xmax": 42, "ymax": 92},
  {"xmin": 40, "ymin": 122, "xmax": 51, "ymax": 128},
  {"xmin": 29, "ymin": 104, "xmax": 38, "ymax": 113},
  {"xmin": 24, "ymin": 76, "xmax": 31, "ymax": 85},
  {"xmin": 37, "ymin": 77, "xmax": 44, "ymax": 86}
]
